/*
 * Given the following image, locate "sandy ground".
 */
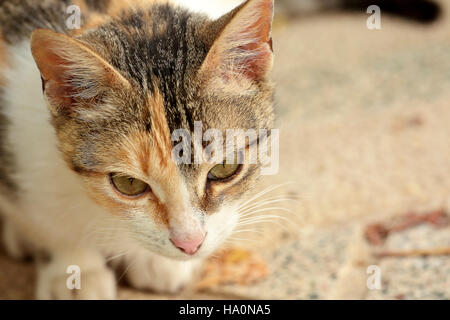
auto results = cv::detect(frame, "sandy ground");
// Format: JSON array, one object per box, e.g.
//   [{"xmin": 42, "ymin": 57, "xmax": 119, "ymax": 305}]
[{"xmin": 1, "ymin": 1, "xmax": 450, "ymax": 299}]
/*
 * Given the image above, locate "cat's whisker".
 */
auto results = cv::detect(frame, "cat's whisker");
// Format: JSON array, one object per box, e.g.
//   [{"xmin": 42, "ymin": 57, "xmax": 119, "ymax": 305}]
[
  {"xmin": 239, "ymin": 207, "xmax": 289, "ymax": 218},
  {"xmin": 236, "ymin": 208, "xmax": 299, "ymax": 234},
  {"xmin": 238, "ymin": 194, "xmax": 299, "ymax": 212},
  {"xmin": 240, "ymin": 206, "xmax": 295, "ymax": 217},
  {"xmin": 237, "ymin": 182, "xmax": 293, "ymax": 208},
  {"xmin": 105, "ymin": 251, "xmax": 129, "ymax": 263},
  {"xmin": 238, "ymin": 213, "xmax": 287, "ymax": 222},
  {"xmin": 232, "ymin": 228, "xmax": 265, "ymax": 235},
  {"xmin": 239, "ymin": 211, "xmax": 293, "ymax": 220},
  {"xmin": 243, "ymin": 194, "xmax": 300, "ymax": 204},
  {"xmin": 236, "ymin": 218, "xmax": 284, "ymax": 227},
  {"xmin": 117, "ymin": 259, "xmax": 135, "ymax": 283},
  {"xmin": 237, "ymin": 218, "xmax": 290, "ymax": 230},
  {"xmin": 225, "ymin": 236, "xmax": 258, "ymax": 244},
  {"xmin": 238, "ymin": 197, "xmax": 299, "ymax": 214},
  {"xmin": 237, "ymin": 182, "xmax": 296, "ymax": 210}
]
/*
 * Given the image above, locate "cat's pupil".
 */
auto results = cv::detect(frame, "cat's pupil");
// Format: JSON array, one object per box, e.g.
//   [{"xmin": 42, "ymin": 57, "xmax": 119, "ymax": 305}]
[{"xmin": 128, "ymin": 178, "xmax": 134, "ymax": 184}]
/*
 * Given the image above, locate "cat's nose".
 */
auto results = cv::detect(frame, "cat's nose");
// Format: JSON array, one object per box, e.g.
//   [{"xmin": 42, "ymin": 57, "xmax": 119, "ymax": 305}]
[{"xmin": 170, "ymin": 233, "xmax": 206, "ymax": 255}]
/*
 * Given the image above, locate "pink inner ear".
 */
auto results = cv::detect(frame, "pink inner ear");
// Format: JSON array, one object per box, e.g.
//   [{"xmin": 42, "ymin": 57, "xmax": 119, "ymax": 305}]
[
  {"xmin": 200, "ymin": 0, "xmax": 274, "ymax": 83},
  {"xmin": 239, "ymin": 37, "xmax": 273, "ymax": 81},
  {"xmin": 243, "ymin": 0, "xmax": 273, "ymax": 80},
  {"xmin": 224, "ymin": 0, "xmax": 274, "ymax": 81},
  {"xmin": 32, "ymin": 37, "xmax": 78, "ymax": 110},
  {"xmin": 32, "ymin": 30, "xmax": 132, "ymax": 113}
]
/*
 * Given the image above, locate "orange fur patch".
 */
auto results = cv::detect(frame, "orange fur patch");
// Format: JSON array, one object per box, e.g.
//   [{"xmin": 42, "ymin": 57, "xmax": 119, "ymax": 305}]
[
  {"xmin": 102, "ymin": 88, "xmax": 185, "ymax": 225},
  {"xmin": 147, "ymin": 89, "xmax": 173, "ymax": 169}
]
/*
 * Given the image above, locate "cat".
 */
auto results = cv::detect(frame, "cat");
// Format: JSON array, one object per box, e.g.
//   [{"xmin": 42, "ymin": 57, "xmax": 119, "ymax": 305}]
[{"xmin": 0, "ymin": 0, "xmax": 275, "ymax": 299}]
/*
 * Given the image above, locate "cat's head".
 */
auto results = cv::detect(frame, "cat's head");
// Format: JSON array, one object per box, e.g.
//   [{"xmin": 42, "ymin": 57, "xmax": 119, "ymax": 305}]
[{"xmin": 30, "ymin": 0, "xmax": 274, "ymax": 259}]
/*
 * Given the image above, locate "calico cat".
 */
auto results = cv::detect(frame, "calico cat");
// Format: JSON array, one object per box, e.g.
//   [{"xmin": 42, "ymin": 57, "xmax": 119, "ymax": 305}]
[{"xmin": 0, "ymin": 0, "xmax": 274, "ymax": 299}]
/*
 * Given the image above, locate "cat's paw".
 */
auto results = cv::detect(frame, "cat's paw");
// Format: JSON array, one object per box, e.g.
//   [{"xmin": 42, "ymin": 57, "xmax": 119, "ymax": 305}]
[
  {"xmin": 36, "ymin": 250, "xmax": 116, "ymax": 300},
  {"xmin": 125, "ymin": 252, "xmax": 202, "ymax": 294}
]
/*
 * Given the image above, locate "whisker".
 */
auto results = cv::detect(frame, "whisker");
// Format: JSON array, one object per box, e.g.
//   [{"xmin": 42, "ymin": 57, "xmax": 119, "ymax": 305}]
[
  {"xmin": 240, "ymin": 207, "xmax": 295, "ymax": 217},
  {"xmin": 105, "ymin": 251, "xmax": 129, "ymax": 263},
  {"xmin": 237, "ymin": 218, "xmax": 292, "ymax": 231},
  {"xmin": 239, "ymin": 207, "xmax": 292, "ymax": 219},
  {"xmin": 117, "ymin": 260, "xmax": 135, "ymax": 283},
  {"xmin": 237, "ymin": 218, "xmax": 285, "ymax": 227},
  {"xmin": 237, "ymin": 182, "xmax": 296, "ymax": 210},
  {"xmin": 239, "ymin": 213, "xmax": 288, "ymax": 222},
  {"xmin": 232, "ymin": 228, "xmax": 265, "ymax": 234},
  {"xmin": 239, "ymin": 197, "xmax": 298, "ymax": 212},
  {"xmin": 238, "ymin": 195, "xmax": 299, "ymax": 212},
  {"xmin": 226, "ymin": 236, "xmax": 258, "ymax": 243}
]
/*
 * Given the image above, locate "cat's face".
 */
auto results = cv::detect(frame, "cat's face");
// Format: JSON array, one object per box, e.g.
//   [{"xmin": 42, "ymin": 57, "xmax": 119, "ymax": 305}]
[{"xmin": 31, "ymin": 0, "xmax": 274, "ymax": 259}]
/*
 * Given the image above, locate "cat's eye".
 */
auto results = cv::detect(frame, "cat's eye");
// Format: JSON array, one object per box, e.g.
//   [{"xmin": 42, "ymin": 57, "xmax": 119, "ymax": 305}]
[
  {"xmin": 208, "ymin": 161, "xmax": 241, "ymax": 181},
  {"xmin": 110, "ymin": 173, "xmax": 149, "ymax": 197}
]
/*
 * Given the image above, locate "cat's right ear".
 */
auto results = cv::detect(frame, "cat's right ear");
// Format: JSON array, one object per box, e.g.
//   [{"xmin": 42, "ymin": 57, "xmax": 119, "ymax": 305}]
[{"xmin": 31, "ymin": 29, "xmax": 130, "ymax": 116}]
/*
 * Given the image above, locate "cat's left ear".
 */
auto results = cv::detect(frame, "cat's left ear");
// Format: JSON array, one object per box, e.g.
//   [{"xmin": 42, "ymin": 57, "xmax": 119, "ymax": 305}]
[
  {"xmin": 31, "ymin": 29, "xmax": 130, "ymax": 115},
  {"xmin": 200, "ymin": 0, "xmax": 274, "ymax": 84}
]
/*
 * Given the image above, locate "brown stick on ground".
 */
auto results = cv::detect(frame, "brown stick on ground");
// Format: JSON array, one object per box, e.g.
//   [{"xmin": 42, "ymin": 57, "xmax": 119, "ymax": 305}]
[
  {"xmin": 376, "ymin": 247, "xmax": 450, "ymax": 258},
  {"xmin": 365, "ymin": 209, "xmax": 449, "ymax": 245}
]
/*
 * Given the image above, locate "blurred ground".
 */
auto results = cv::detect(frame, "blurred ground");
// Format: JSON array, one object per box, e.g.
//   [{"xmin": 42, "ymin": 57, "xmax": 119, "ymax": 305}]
[{"xmin": 1, "ymin": 1, "xmax": 450, "ymax": 299}]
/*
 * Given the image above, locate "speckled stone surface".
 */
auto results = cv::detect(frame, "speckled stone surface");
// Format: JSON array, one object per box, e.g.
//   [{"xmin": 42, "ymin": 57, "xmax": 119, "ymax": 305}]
[
  {"xmin": 366, "ymin": 256, "xmax": 450, "ymax": 300},
  {"xmin": 205, "ymin": 224, "xmax": 361, "ymax": 299},
  {"xmin": 366, "ymin": 224, "xmax": 450, "ymax": 300}
]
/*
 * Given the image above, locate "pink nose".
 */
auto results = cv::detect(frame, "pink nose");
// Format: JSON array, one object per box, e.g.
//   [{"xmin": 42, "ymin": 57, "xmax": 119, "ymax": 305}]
[{"xmin": 170, "ymin": 233, "xmax": 206, "ymax": 255}]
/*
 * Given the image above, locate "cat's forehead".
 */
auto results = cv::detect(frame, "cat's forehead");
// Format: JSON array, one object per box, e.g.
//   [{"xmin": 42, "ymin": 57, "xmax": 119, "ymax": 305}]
[
  {"xmin": 61, "ymin": 1, "xmax": 274, "ymax": 180},
  {"xmin": 79, "ymin": 7, "xmax": 273, "ymax": 134},
  {"xmin": 78, "ymin": 7, "xmax": 206, "ymax": 124},
  {"xmin": 80, "ymin": 6, "xmax": 209, "ymax": 91}
]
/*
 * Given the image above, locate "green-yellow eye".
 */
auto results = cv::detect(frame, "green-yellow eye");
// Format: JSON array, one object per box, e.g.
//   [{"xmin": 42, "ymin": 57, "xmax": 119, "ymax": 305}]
[
  {"xmin": 110, "ymin": 173, "xmax": 149, "ymax": 197},
  {"xmin": 208, "ymin": 162, "xmax": 241, "ymax": 181}
]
